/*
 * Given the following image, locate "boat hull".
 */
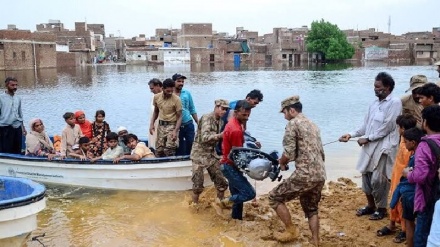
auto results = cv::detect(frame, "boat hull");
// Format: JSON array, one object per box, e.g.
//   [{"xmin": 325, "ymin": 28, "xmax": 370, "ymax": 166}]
[
  {"xmin": 0, "ymin": 176, "xmax": 46, "ymax": 247},
  {"xmin": 0, "ymin": 154, "xmax": 213, "ymax": 191},
  {"xmin": 0, "ymin": 198, "xmax": 46, "ymax": 244}
]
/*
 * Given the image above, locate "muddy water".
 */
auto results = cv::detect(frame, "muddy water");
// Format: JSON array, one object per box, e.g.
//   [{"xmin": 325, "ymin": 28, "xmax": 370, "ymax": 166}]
[
  {"xmin": 10, "ymin": 63, "xmax": 435, "ymax": 246},
  {"xmin": 25, "ymin": 143, "xmax": 361, "ymax": 247}
]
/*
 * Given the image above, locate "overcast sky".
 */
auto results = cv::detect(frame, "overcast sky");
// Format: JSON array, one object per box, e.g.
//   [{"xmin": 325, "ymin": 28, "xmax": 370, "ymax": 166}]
[{"xmin": 2, "ymin": 0, "xmax": 439, "ymax": 38}]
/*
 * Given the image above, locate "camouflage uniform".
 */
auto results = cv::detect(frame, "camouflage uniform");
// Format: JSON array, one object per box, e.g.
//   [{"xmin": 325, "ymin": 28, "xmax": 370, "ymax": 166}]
[
  {"xmin": 156, "ymin": 124, "xmax": 178, "ymax": 157},
  {"xmin": 190, "ymin": 112, "xmax": 228, "ymax": 195},
  {"xmin": 401, "ymin": 75, "xmax": 427, "ymax": 128},
  {"xmin": 153, "ymin": 92, "xmax": 182, "ymax": 157},
  {"xmin": 269, "ymin": 96, "xmax": 326, "ymax": 218}
]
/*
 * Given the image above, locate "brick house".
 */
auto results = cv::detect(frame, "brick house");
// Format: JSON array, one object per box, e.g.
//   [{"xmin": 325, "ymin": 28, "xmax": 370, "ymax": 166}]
[{"xmin": 0, "ymin": 28, "xmax": 56, "ymax": 70}]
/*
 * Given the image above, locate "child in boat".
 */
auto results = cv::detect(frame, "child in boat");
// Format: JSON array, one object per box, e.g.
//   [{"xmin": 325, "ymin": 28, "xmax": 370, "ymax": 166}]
[
  {"xmin": 61, "ymin": 112, "xmax": 83, "ymax": 157},
  {"xmin": 113, "ymin": 133, "xmax": 155, "ymax": 163},
  {"xmin": 90, "ymin": 132, "xmax": 123, "ymax": 162},
  {"xmin": 68, "ymin": 137, "xmax": 94, "ymax": 160},
  {"xmin": 90, "ymin": 110, "xmax": 111, "ymax": 157},
  {"xmin": 390, "ymin": 127, "xmax": 424, "ymax": 246},
  {"xmin": 75, "ymin": 110, "xmax": 93, "ymax": 139}
]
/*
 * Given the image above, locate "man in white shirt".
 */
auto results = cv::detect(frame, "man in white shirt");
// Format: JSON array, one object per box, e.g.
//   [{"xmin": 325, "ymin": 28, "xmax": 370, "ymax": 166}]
[{"xmin": 339, "ymin": 72, "xmax": 402, "ymax": 220}]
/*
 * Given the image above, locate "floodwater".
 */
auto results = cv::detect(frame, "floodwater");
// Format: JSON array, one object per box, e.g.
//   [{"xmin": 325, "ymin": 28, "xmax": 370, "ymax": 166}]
[{"xmin": 1, "ymin": 62, "xmax": 437, "ymax": 246}]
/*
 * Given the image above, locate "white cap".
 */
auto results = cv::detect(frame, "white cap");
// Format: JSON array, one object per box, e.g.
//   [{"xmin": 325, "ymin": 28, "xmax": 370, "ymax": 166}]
[{"xmin": 116, "ymin": 126, "xmax": 127, "ymax": 133}]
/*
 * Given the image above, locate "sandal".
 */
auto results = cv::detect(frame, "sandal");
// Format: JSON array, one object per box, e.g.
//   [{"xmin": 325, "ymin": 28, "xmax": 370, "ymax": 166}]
[
  {"xmin": 376, "ymin": 226, "xmax": 395, "ymax": 237},
  {"xmin": 356, "ymin": 206, "xmax": 376, "ymax": 216},
  {"xmin": 369, "ymin": 210, "xmax": 387, "ymax": 220},
  {"xmin": 393, "ymin": 231, "xmax": 406, "ymax": 243}
]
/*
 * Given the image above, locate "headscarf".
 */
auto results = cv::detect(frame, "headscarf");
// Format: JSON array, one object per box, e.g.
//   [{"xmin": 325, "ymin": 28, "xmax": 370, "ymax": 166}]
[
  {"xmin": 25, "ymin": 118, "xmax": 54, "ymax": 155},
  {"xmin": 74, "ymin": 110, "xmax": 93, "ymax": 138}
]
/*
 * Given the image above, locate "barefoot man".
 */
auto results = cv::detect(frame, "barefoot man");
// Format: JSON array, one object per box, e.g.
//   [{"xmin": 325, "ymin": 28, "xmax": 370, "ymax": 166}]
[{"xmin": 268, "ymin": 96, "xmax": 326, "ymax": 245}]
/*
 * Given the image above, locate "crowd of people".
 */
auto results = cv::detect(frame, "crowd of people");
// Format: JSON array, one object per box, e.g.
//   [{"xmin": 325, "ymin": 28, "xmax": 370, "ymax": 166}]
[
  {"xmin": 338, "ymin": 68, "xmax": 440, "ymax": 247},
  {"xmin": 1, "ymin": 62, "xmax": 440, "ymax": 246}
]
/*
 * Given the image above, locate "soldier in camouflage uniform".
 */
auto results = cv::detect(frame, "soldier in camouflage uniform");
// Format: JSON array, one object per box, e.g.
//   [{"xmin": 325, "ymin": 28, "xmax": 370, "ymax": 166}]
[
  {"xmin": 268, "ymin": 95, "xmax": 326, "ymax": 246},
  {"xmin": 190, "ymin": 99, "xmax": 229, "ymax": 204},
  {"xmin": 149, "ymin": 79, "xmax": 182, "ymax": 157}
]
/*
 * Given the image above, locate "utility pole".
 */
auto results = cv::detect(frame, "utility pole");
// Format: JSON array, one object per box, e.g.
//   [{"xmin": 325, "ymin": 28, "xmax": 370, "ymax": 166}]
[{"xmin": 388, "ymin": 16, "xmax": 391, "ymax": 34}]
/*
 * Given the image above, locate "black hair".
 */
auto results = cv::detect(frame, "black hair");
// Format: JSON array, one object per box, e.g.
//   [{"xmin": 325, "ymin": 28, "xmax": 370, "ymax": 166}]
[
  {"xmin": 375, "ymin": 72, "xmax": 395, "ymax": 92},
  {"xmin": 287, "ymin": 102, "xmax": 303, "ymax": 113},
  {"xmin": 123, "ymin": 133, "xmax": 138, "ymax": 145},
  {"xmin": 63, "ymin": 112, "xmax": 74, "ymax": 120},
  {"xmin": 106, "ymin": 132, "xmax": 119, "ymax": 142},
  {"xmin": 412, "ymin": 87, "xmax": 423, "ymax": 95},
  {"xmin": 422, "ymin": 105, "xmax": 440, "ymax": 132},
  {"xmin": 234, "ymin": 100, "xmax": 252, "ymax": 111},
  {"xmin": 148, "ymin": 78, "xmax": 163, "ymax": 87},
  {"xmin": 162, "ymin": 78, "xmax": 175, "ymax": 89},
  {"xmin": 403, "ymin": 127, "xmax": 425, "ymax": 143},
  {"xmin": 5, "ymin": 77, "xmax": 17, "ymax": 84},
  {"xmin": 95, "ymin": 110, "xmax": 105, "ymax": 118},
  {"xmin": 418, "ymin": 83, "xmax": 440, "ymax": 103},
  {"xmin": 79, "ymin": 136, "xmax": 90, "ymax": 145},
  {"xmin": 246, "ymin": 89, "xmax": 263, "ymax": 101},
  {"xmin": 396, "ymin": 114, "xmax": 417, "ymax": 130}
]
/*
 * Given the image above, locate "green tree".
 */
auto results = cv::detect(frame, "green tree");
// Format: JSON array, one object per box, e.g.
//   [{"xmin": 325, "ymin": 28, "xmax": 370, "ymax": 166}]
[{"xmin": 306, "ymin": 19, "xmax": 355, "ymax": 61}]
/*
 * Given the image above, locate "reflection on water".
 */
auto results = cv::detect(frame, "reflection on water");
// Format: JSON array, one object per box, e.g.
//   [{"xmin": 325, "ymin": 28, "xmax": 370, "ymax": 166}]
[
  {"xmin": 28, "ymin": 186, "xmax": 232, "ymax": 247},
  {"xmin": 4, "ymin": 63, "xmax": 436, "ymax": 246}
]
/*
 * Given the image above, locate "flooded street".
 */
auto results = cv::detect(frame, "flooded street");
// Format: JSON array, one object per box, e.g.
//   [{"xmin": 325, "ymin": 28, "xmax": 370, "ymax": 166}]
[{"xmin": 2, "ymin": 63, "xmax": 436, "ymax": 246}]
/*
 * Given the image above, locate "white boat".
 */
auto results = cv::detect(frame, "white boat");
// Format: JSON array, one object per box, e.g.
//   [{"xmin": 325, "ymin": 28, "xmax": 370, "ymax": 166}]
[
  {"xmin": 0, "ymin": 153, "xmax": 212, "ymax": 191},
  {"xmin": 0, "ymin": 176, "xmax": 46, "ymax": 247}
]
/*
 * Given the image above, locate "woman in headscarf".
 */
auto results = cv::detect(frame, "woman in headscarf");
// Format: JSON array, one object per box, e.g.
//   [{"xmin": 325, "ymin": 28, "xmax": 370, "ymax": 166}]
[
  {"xmin": 25, "ymin": 118, "xmax": 57, "ymax": 160},
  {"xmin": 74, "ymin": 110, "xmax": 93, "ymax": 139}
]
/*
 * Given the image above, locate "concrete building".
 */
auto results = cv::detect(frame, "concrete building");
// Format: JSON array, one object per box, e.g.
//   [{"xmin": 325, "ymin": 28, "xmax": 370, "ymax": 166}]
[
  {"xmin": 268, "ymin": 27, "xmax": 307, "ymax": 64},
  {"xmin": 124, "ymin": 34, "xmax": 167, "ymax": 64},
  {"xmin": 343, "ymin": 27, "xmax": 440, "ymax": 62},
  {"xmin": 36, "ymin": 21, "xmax": 97, "ymax": 65},
  {"xmin": 35, "ymin": 20, "xmax": 67, "ymax": 32},
  {"xmin": 36, "ymin": 21, "xmax": 96, "ymax": 52},
  {"xmin": 433, "ymin": 27, "xmax": 440, "ymax": 38},
  {"xmin": 161, "ymin": 47, "xmax": 190, "ymax": 63},
  {"xmin": 155, "ymin": 28, "xmax": 179, "ymax": 46},
  {"xmin": 236, "ymin": 27, "xmax": 258, "ymax": 43},
  {"xmin": 177, "ymin": 23, "xmax": 213, "ymax": 48},
  {"xmin": 0, "ymin": 28, "xmax": 57, "ymax": 70},
  {"xmin": 105, "ymin": 34, "xmax": 124, "ymax": 60}
]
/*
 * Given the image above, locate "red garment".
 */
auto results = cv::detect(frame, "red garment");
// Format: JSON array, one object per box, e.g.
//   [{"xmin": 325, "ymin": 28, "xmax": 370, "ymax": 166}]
[
  {"xmin": 220, "ymin": 117, "xmax": 244, "ymax": 165},
  {"xmin": 74, "ymin": 111, "xmax": 93, "ymax": 139}
]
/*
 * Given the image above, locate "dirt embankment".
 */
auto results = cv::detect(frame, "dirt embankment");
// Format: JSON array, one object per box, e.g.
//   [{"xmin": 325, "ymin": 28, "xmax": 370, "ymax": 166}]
[{"xmin": 190, "ymin": 178, "xmax": 403, "ymax": 247}]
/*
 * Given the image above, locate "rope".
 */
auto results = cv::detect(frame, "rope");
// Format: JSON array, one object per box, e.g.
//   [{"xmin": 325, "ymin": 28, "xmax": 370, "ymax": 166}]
[
  {"xmin": 30, "ymin": 233, "xmax": 46, "ymax": 247},
  {"xmin": 323, "ymin": 139, "xmax": 357, "ymax": 146}
]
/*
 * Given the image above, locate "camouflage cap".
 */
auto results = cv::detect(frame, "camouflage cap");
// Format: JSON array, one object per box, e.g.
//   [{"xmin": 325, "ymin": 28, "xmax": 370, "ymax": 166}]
[
  {"xmin": 405, "ymin": 75, "xmax": 428, "ymax": 93},
  {"xmin": 435, "ymin": 61, "xmax": 440, "ymax": 66},
  {"xmin": 280, "ymin": 95, "xmax": 300, "ymax": 113},
  {"xmin": 215, "ymin": 99, "xmax": 230, "ymax": 108}
]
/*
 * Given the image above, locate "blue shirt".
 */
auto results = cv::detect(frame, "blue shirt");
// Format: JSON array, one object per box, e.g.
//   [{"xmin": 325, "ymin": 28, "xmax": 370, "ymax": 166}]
[
  {"xmin": 0, "ymin": 92, "xmax": 23, "ymax": 128},
  {"xmin": 179, "ymin": 89, "xmax": 197, "ymax": 124}
]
